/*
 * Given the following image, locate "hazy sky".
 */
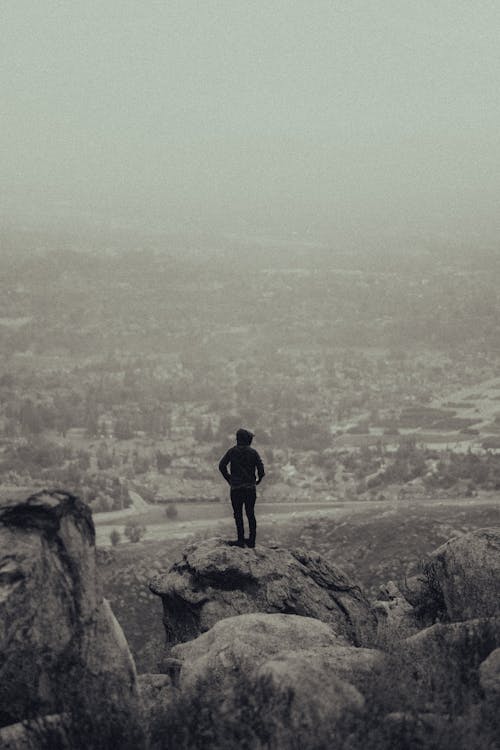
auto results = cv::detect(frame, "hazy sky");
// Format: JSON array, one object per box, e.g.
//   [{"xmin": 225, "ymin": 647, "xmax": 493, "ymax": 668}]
[{"xmin": 2, "ymin": 1, "xmax": 500, "ymax": 240}]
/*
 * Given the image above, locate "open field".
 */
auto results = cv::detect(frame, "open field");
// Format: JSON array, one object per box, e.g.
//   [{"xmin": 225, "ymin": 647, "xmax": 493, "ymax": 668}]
[
  {"xmin": 94, "ymin": 499, "xmax": 349, "ymax": 545},
  {"xmin": 336, "ymin": 377, "xmax": 500, "ymax": 453}
]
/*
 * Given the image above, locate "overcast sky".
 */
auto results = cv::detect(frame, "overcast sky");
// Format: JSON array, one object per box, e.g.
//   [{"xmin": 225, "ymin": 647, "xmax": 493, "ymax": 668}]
[{"xmin": 2, "ymin": 1, "xmax": 500, "ymax": 241}]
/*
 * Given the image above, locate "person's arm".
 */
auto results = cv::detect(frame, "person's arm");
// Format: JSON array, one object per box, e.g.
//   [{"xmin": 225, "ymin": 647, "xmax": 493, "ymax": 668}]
[
  {"xmin": 218, "ymin": 450, "xmax": 232, "ymax": 485},
  {"xmin": 255, "ymin": 451, "xmax": 265, "ymax": 484}
]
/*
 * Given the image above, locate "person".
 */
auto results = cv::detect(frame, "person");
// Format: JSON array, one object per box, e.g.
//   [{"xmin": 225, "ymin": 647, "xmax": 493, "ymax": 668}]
[{"xmin": 218, "ymin": 428, "xmax": 265, "ymax": 547}]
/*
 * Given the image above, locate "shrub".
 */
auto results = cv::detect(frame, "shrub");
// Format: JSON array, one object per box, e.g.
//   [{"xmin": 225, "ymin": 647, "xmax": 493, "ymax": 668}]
[
  {"xmin": 432, "ymin": 417, "xmax": 480, "ymax": 430},
  {"xmin": 156, "ymin": 451, "xmax": 172, "ymax": 471},
  {"xmin": 482, "ymin": 436, "xmax": 500, "ymax": 450},
  {"xmin": 124, "ymin": 520, "xmax": 146, "ymax": 543},
  {"xmin": 151, "ymin": 670, "xmax": 348, "ymax": 750},
  {"xmin": 347, "ymin": 422, "xmax": 370, "ymax": 434},
  {"xmin": 164, "ymin": 503, "xmax": 178, "ymax": 520},
  {"xmin": 109, "ymin": 529, "xmax": 121, "ymax": 547}
]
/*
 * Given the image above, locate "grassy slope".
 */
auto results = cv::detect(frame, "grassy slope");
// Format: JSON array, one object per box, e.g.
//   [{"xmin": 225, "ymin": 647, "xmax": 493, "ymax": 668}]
[{"xmin": 277, "ymin": 501, "xmax": 500, "ymax": 595}]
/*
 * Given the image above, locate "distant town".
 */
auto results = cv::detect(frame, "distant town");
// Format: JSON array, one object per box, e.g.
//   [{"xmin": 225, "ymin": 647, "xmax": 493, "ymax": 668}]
[{"xmin": 1, "ymin": 229, "xmax": 500, "ymax": 513}]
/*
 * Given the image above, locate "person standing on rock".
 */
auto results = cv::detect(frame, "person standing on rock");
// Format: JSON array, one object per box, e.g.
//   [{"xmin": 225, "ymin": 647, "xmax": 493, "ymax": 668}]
[{"xmin": 218, "ymin": 428, "xmax": 265, "ymax": 548}]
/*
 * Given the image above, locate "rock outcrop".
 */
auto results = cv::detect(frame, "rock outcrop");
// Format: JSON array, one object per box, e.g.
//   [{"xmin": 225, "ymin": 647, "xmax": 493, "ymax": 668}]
[
  {"xmin": 373, "ymin": 580, "xmax": 417, "ymax": 640},
  {"xmin": 138, "ymin": 673, "xmax": 176, "ymax": 744},
  {"xmin": 0, "ymin": 491, "xmax": 143, "ymax": 747},
  {"xmin": 479, "ymin": 647, "xmax": 500, "ymax": 698},
  {"xmin": 172, "ymin": 612, "xmax": 350, "ymax": 688},
  {"xmin": 3, "ymin": 492, "xmax": 499, "ymax": 749},
  {"xmin": 405, "ymin": 616, "xmax": 500, "ymax": 704},
  {"xmin": 146, "ymin": 527, "xmax": 500, "ymax": 748},
  {"xmin": 423, "ymin": 528, "xmax": 500, "ymax": 621},
  {"xmin": 0, "ymin": 714, "xmax": 69, "ymax": 750},
  {"xmin": 169, "ymin": 613, "xmax": 382, "ymax": 749},
  {"xmin": 367, "ymin": 528, "xmax": 500, "ymax": 721},
  {"xmin": 149, "ymin": 537, "xmax": 377, "ymax": 647}
]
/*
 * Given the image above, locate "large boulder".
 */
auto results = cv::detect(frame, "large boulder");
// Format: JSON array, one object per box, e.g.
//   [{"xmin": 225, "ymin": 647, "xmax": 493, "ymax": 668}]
[
  {"xmin": 404, "ymin": 617, "xmax": 500, "ymax": 708},
  {"xmin": 423, "ymin": 528, "xmax": 500, "ymax": 622},
  {"xmin": 172, "ymin": 612, "xmax": 350, "ymax": 688},
  {"xmin": 0, "ymin": 491, "xmax": 143, "ymax": 748},
  {"xmin": 149, "ymin": 538, "xmax": 376, "ymax": 647},
  {"xmin": 479, "ymin": 648, "xmax": 500, "ymax": 698},
  {"xmin": 167, "ymin": 613, "xmax": 382, "ymax": 750},
  {"xmin": 382, "ymin": 711, "xmax": 453, "ymax": 750}
]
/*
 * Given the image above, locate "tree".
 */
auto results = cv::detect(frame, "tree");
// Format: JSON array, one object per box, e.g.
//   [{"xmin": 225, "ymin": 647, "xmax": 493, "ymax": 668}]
[
  {"xmin": 19, "ymin": 399, "xmax": 43, "ymax": 434},
  {"xmin": 85, "ymin": 404, "xmax": 100, "ymax": 438},
  {"xmin": 156, "ymin": 450, "xmax": 172, "ymax": 472},
  {"xmin": 132, "ymin": 452, "xmax": 150, "ymax": 474},
  {"xmin": 110, "ymin": 529, "xmax": 121, "ymax": 546},
  {"xmin": 96, "ymin": 443, "xmax": 114, "ymax": 470},
  {"xmin": 164, "ymin": 503, "xmax": 178, "ymax": 520},
  {"xmin": 124, "ymin": 519, "xmax": 146, "ymax": 543},
  {"xmin": 114, "ymin": 417, "xmax": 134, "ymax": 440}
]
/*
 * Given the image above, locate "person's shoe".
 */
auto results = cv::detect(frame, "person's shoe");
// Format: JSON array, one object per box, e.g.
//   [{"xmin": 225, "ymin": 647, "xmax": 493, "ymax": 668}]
[
  {"xmin": 246, "ymin": 539, "xmax": 256, "ymax": 548},
  {"xmin": 228, "ymin": 540, "xmax": 245, "ymax": 548}
]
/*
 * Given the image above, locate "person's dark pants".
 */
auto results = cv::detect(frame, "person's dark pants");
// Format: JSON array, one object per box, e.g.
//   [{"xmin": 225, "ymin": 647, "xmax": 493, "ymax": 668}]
[{"xmin": 230, "ymin": 486, "xmax": 257, "ymax": 546}]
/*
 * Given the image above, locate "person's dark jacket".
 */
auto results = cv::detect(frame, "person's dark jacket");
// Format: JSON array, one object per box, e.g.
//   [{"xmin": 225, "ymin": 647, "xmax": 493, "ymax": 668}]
[{"xmin": 218, "ymin": 429, "xmax": 265, "ymax": 489}]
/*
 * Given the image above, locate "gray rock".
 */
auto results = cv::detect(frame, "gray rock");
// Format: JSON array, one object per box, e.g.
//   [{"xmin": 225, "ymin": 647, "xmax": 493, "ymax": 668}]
[
  {"xmin": 172, "ymin": 612, "xmax": 349, "ymax": 688},
  {"xmin": 138, "ymin": 673, "xmax": 176, "ymax": 743},
  {"xmin": 405, "ymin": 616, "xmax": 500, "ymax": 700},
  {"xmin": 149, "ymin": 537, "xmax": 376, "ymax": 647},
  {"xmin": 383, "ymin": 711, "xmax": 452, "ymax": 746},
  {"xmin": 0, "ymin": 490, "xmax": 143, "ymax": 747},
  {"xmin": 257, "ymin": 643, "xmax": 382, "ymax": 699},
  {"xmin": 255, "ymin": 658, "xmax": 364, "ymax": 748},
  {"xmin": 82, "ymin": 598, "xmax": 140, "ymax": 712},
  {"xmin": 423, "ymin": 528, "xmax": 500, "ymax": 622},
  {"xmin": 171, "ymin": 613, "xmax": 381, "ymax": 749},
  {"xmin": 479, "ymin": 647, "xmax": 500, "ymax": 697},
  {"xmin": 373, "ymin": 580, "xmax": 417, "ymax": 640},
  {"xmin": 0, "ymin": 715, "xmax": 69, "ymax": 750},
  {"xmin": 402, "ymin": 574, "xmax": 427, "ymax": 607},
  {"xmin": 138, "ymin": 672, "xmax": 174, "ymax": 702}
]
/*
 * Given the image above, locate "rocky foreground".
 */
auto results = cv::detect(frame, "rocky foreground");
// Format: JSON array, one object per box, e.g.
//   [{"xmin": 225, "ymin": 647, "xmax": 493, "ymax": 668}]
[
  {"xmin": 1, "ymin": 491, "xmax": 500, "ymax": 749},
  {"xmin": 149, "ymin": 539, "xmax": 377, "ymax": 647}
]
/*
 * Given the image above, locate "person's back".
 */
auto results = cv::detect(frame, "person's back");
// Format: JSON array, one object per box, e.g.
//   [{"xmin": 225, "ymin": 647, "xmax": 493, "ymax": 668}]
[
  {"xmin": 218, "ymin": 428, "xmax": 265, "ymax": 547},
  {"xmin": 222, "ymin": 444, "xmax": 263, "ymax": 488}
]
